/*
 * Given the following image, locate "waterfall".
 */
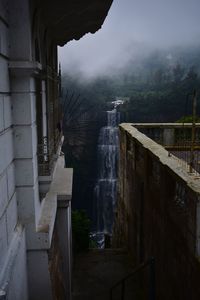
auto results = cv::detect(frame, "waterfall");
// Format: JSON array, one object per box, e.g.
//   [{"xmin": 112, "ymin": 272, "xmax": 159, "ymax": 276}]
[{"xmin": 93, "ymin": 109, "xmax": 120, "ymax": 246}]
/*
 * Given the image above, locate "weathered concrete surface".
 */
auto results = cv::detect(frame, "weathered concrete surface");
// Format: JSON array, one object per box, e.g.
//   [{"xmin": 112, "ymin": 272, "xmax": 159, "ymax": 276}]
[
  {"xmin": 0, "ymin": 225, "xmax": 28, "ymax": 300},
  {"xmin": 72, "ymin": 249, "xmax": 135, "ymax": 300},
  {"xmin": 49, "ymin": 201, "xmax": 72, "ymax": 300},
  {"xmin": 113, "ymin": 123, "xmax": 200, "ymax": 300}
]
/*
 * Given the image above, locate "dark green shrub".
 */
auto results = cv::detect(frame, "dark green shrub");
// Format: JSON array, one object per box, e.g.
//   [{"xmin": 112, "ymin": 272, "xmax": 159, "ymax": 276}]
[
  {"xmin": 176, "ymin": 115, "xmax": 200, "ymax": 123},
  {"xmin": 72, "ymin": 210, "xmax": 90, "ymax": 253}
]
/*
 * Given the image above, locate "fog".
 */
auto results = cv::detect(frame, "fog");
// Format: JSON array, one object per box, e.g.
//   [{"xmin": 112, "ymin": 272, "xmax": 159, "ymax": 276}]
[{"xmin": 58, "ymin": 0, "xmax": 200, "ymax": 79}]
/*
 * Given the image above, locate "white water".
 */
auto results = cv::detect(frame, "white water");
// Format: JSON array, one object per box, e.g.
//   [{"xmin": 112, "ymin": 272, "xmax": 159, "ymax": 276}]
[{"xmin": 94, "ymin": 109, "xmax": 120, "ymax": 240}]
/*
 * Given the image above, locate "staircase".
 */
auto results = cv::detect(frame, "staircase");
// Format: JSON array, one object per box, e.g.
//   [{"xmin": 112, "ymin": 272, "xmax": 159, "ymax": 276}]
[{"xmin": 72, "ymin": 249, "xmax": 155, "ymax": 300}]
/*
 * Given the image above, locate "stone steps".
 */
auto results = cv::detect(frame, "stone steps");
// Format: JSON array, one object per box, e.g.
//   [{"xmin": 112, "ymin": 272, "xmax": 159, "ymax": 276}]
[{"xmin": 72, "ymin": 248, "xmax": 145, "ymax": 300}]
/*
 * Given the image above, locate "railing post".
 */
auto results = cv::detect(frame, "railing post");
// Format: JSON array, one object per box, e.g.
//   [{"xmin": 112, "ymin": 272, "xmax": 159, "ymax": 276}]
[{"xmin": 149, "ymin": 257, "xmax": 156, "ymax": 300}]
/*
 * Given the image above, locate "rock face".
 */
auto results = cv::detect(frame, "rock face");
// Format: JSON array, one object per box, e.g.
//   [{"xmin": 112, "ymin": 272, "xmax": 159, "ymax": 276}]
[
  {"xmin": 33, "ymin": 0, "xmax": 113, "ymax": 46},
  {"xmin": 63, "ymin": 110, "xmax": 104, "ymax": 219}
]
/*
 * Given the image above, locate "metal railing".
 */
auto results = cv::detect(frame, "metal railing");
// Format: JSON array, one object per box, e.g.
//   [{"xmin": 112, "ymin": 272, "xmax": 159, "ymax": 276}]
[
  {"xmin": 133, "ymin": 124, "xmax": 200, "ymax": 175},
  {"xmin": 110, "ymin": 257, "xmax": 155, "ymax": 300},
  {"xmin": 38, "ymin": 131, "xmax": 62, "ymax": 176}
]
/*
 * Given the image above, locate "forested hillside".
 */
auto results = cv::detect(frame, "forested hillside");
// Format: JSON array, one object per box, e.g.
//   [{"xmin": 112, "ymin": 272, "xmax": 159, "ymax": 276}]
[
  {"xmin": 62, "ymin": 45, "xmax": 200, "ymax": 122},
  {"xmin": 61, "ymin": 44, "xmax": 200, "ymax": 215}
]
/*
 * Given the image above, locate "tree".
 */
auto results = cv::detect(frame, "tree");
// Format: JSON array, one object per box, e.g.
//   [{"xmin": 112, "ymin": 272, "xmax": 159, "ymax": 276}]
[
  {"xmin": 172, "ymin": 63, "xmax": 185, "ymax": 83},
  {"xmin": 153, "ymin": 68, "xmax": 165, "ymax": 86},
  {"xmin": 184, "ymin": 66, "xmax": 199, "ymax": 90}
]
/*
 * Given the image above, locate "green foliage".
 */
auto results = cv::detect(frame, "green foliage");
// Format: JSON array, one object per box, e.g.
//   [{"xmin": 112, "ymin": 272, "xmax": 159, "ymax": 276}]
[
  {"xmin": 89, "ymin": 239, "xmax": 98, "ymax": 249},
  {"xmin": 176, "ymin": 115, "xmax": 200, "ymax": 123},
  {"xmin": 72, "ymin": 210, "xmax": 90, "ymax": 253},
  {"xmin": 173, "ymin": 63, "xmax": 185, "ymax": 83}
]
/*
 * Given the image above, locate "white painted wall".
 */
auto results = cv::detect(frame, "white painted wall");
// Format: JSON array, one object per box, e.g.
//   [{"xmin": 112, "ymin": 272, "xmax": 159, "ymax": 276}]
[
  {"xmin": 0, "ymin": 1, "xmax": 73, "ymax": 299},
  {"xmin": 0, "ymin": 1, "xmax": 28, "ymax": 298},
  {"xmin": 27, "ymin": 251, "xmax": 53, "ymax": 300},
  {"xmin": 0, "ymin": 0, "xmax": 15, "ymax": 271}
]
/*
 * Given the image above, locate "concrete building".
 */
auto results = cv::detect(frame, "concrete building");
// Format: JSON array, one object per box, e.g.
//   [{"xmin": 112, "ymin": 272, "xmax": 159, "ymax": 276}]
[
  {"xmin": 113, "ymin": 123, "xmax": 200, "ymax": 300},
  {"xmin": 0, "ymin": 0, "xmax": 112, "ymax": 299}
]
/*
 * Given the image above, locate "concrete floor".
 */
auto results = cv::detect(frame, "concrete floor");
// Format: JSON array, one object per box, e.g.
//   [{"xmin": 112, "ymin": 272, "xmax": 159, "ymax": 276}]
[{"xmin": 72, "ymin": 249, "xmax": 141, "ymax": 300}]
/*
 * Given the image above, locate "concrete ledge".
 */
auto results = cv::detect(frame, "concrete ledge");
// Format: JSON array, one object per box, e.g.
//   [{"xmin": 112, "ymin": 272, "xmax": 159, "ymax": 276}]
[
  {"xmin": 121, "ymin": 123, "xmax": 200, "ymax": 194},
  {"xmin": 131, "ymin": 123, "xmax": 200, "ymax": 129},
  {"xmin": 36, "ymin": 155, "xmax": 73, "ymax": 247},
  {"xmin": 51, "ymin": 162, "xmax": 73, "ymax": 201},
  {"xmin": 36, "ymin": 191, "xmax": 57, "ymax": 237},
  {"xmin": 9, "ymin": 61, "xmax": 42, "ymax": 76}
]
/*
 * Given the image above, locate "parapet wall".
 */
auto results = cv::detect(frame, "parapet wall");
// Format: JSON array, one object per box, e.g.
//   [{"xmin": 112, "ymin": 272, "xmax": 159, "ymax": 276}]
[{"xmin": 113, "ymin": 123, "xmax": 200, "ymax": 300}]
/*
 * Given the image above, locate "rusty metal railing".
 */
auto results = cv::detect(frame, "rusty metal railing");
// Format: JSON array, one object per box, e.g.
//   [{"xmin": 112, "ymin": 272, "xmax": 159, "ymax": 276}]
[
  {"xmin": 38, "ymin": 131, "xmax": 62, "ymax": 176},
  {"xmin": 134, "ymin": 124, "xmax": 200, "ymax": 175}
]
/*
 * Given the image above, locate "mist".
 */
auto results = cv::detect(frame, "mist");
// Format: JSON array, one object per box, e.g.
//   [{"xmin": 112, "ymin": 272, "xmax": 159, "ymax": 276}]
[{"xmin": 58, "ymin": 0, "xmax": 200, "ymax": 80}]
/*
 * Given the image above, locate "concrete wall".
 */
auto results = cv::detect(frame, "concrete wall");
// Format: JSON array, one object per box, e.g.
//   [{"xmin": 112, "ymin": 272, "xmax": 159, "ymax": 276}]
[
  {"xmin": 49, "ymin": 201, "xmax": 72, "ymax": 300},
  {"xmin": 113, "ymin": 123, "xmax": 200, "ymax": 300},
  {"xmin": 0, "ymin": 1, "xmax": 29, "ymax": 298},
  {"xmin": 0, "ymin": 0, "xmax": 113, "ymax": 298},
  {"xmin": 0, "ymin": 1, "xmax": 72, "ymax": 299},
  {"xmin": 27, "ymin": 159, "xmax": 73, "ymax": 300}
]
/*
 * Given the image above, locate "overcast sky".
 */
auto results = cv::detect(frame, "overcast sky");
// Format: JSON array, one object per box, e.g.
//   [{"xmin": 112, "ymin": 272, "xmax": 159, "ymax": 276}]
[{"xmin": 58, "ymin": 0, "xmax": 200, "ymax": 78}]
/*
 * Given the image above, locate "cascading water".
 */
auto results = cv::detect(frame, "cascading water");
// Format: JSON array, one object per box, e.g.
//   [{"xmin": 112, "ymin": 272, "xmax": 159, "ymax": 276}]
[{"xmin": 92, "ymin": 109, "xmax": 120, "ymax": 247}]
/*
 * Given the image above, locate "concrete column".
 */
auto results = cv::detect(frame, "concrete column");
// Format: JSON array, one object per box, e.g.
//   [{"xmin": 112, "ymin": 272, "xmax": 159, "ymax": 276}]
[
  {"xmin": 196, "ymin": 199, "xmax": 200, "ymax": 257},
  {"xmin": 11, "ymin": 74, "xmax": 41, "ymax": 226},
  {"xmin": 8, "ymin": 2, "xmax": 50, "ymax": 298},
  {"xmin": 57, "ymin": 200, "xmax": 72, "ymax": 300},
  {"xmin": 9, "ymin": 0, "xmax": 41, "ymax": 232},
  {"xmin": 42, "ymin": 80, "xmax": 47, "ymax": 138},
  {"xmin": 9, "ymin": 0, "xmax": 32, "ymax": 61}
]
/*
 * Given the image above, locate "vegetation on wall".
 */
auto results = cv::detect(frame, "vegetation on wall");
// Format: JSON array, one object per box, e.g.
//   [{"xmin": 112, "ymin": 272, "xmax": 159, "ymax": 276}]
[
  {"xmin": 176, "ymin": 115, "xmax": 200, "ymax": 123},
  {"xmin": 72, "ymin": 210, "xmax": 91, "ymax": 253}
]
